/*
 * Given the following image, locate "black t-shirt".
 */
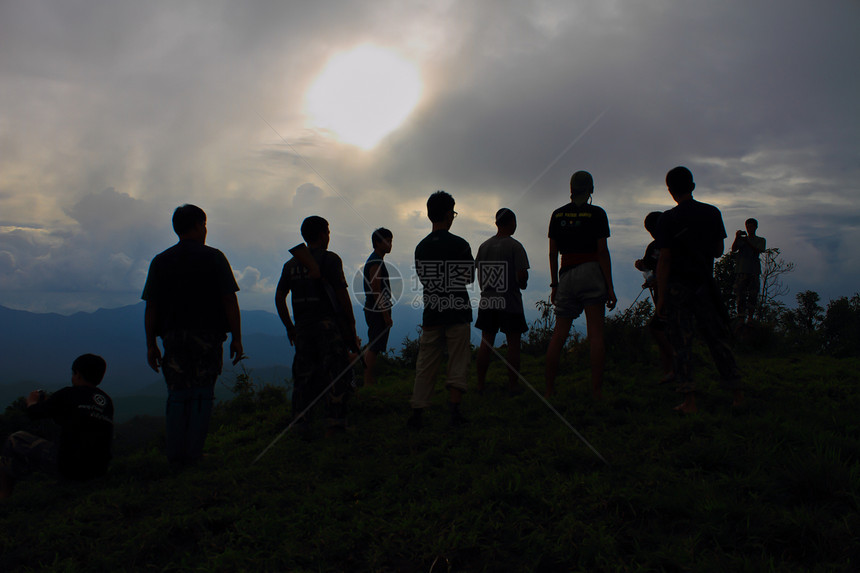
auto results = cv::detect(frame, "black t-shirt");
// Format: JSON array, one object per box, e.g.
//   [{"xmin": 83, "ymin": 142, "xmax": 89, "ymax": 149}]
[
  {"xmin": 654, "ymin": 199, "xmax": 727, "ymax": 285},
  {"xmin": 414, "ymin": 230, "xmax": 474, "ymax": 327},
  {"xmin": 141, "ymin": 240, "xmax": 239, "ymax": 335},
  {"xmin": 547, "ymin": 203, "xmax": 610, "ymax": 254},
  {"xmin": 27, "ymin": 385, "xmax": 114, "ymax": 480},
  {"xmin": 363, "ymin": 251, "xmax": 391, "ymax": 312},
  {"xmin": 277, "ymin": 248, "xmax": 348, "ymax": 327}
]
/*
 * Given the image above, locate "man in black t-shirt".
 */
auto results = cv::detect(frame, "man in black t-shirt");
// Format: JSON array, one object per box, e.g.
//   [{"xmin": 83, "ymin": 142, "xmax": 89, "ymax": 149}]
[
  {"xmin": 362, "ymin": 227, "xmax": 394, "ymax": 387},
  {"xmin": 1, "ymin": 354, "xmax": 113, "ymax": 499},
  {"xmin": 408, "ymin": 191, "xmax": 475, "ymax": 429},
  {"xmin": 545, "ymin": 171, "xmax": 617, "ymax": 399},
  {"xmin": 275, "ymin": 216, "xmax": 359, "ymax": 436},
  {"xmin": 655, "ymin": 167, "xmax": 743, "ymax": 413},
  {"xmin": 142, "ymin": 204, "xmax": 243, "ymax": 464}
]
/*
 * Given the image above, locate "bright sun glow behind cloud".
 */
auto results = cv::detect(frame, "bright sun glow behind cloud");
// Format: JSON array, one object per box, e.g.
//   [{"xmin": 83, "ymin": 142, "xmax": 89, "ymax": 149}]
[{"xmin": 305, "ymin": 45, "xmax": 423, "ymax": 150}]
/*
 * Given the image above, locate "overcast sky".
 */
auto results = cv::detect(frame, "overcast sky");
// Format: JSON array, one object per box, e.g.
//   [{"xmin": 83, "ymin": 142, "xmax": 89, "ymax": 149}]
[{"xmin": 1, "ymin": 0, "xmax": 858, "ymax": 325}]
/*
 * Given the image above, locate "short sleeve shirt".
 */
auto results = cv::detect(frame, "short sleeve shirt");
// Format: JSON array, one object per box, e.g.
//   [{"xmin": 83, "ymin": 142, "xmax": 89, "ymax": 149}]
[
  {"xmin": 654, "ymin": 199, "xmax": 727, "ymax": 285},
  {"xmin": 414, "ymin": 230, "xmax": 474, "ymax": 327},
  {"xmin": 27, "ymin": 385, "xmax": 114, "ymax": 480},
  {"xmin": 277, "ymin": 248, "xmax": 348, "ymax": 327},
  {"xmin": 363, "ymin": 251, "xmax": 391, "ymax": 312},
  {"xmin": 548, "ymin": 203, "xmax": 610, "ymax": 266},
  {"xmin": 141, "ymin": 240, "xmax": 239, "ymax": 335},
  {"xmin": 475, "ymin": 235, "xmax": 530, "ymax": 314}
]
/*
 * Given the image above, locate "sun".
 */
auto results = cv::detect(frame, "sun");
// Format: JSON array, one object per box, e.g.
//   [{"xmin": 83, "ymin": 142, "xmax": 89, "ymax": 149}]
[{"xmin": 305, "ymin": 45, "xmax": 423, "ymax": 150}]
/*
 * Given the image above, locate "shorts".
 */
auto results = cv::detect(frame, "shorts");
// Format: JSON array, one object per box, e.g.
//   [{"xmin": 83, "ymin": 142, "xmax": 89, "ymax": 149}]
[
  {"xmin": 475, "ymin": 308, "xmax": 528, "ymax": 335},
  {"xmin": 364, "ymin": 309, "xmax": 391, "ymax": 353},
  {"xmin": 554, "ymin": 261, "xmax": 607, "ymax": 319}
]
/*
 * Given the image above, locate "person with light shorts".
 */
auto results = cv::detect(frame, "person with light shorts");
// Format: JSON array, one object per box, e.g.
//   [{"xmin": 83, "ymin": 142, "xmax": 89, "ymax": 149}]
[{"xmin": 545, "ymin": 171, "xmax": 617, "ymax": 399}]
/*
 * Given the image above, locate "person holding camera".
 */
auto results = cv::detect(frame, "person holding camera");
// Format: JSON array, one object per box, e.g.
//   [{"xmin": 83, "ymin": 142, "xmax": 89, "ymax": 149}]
[
  {"xmin": 731, "ymin": 218, "xmax": 766, "ymax": 324},
  {"xmin": 0, "ymin": 354, "xmax": 114, "ymax": 499}
]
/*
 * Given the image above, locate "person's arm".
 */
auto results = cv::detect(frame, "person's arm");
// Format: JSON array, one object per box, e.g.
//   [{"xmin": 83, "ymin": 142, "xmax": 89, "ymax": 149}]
[
  {"xmin": 596, "ymin": 238, "xmax": 617, "ymax": 310},
  {"xmin": 335, "ymin": 285, "xmax": 360, "ymax": 350},
  {"xmin": 464, "ymin": 245, "xmax": 476, "ymax": 286},
  {"xmin": 144, "ymin": 301, "xmax": 162, "ymax": 373},
  {"xmin": 25, "ymin": 389, "xmax": 57, "ymax": 420},
  {"xmin": 275, "ymin": 286, "xmax": 296, "ymax": 346},
  {"xmin": 517, "ymin": 269, "xmax": 529, "ymax": 290},
  {"xmin": 731, "ymin": 230, "xmax": 745, "ymax": 252},
  {"xmin": 515, "ymin": 243, "xmax": 529, "ymax": 290},
  {"xmin": 549, "ymin": 238, "xmax": 559, "ymax": 304},
  {"xmin": 656, "ymin": 247, "xmax": 671, "ymax": 317},
  {"xmin": 223, "ymin": 292, "xmax": 244, "ymax": 365},
  {"xmin": 712, "ymin": 237, "xmax": 725, "ymax": 260}
]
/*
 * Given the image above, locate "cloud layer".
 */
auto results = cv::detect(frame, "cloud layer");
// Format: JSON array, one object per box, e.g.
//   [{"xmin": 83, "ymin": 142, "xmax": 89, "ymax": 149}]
[{"xmin": 1, "ymin": 0, "xmax": 858, "ymax": 318}]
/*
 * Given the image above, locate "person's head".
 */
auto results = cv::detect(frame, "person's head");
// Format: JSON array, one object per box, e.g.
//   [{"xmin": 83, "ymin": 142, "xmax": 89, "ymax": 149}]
[
  {"xmin": 644, "ymin": 211, "xmax": 663, "ymax": 238},
  {"xmin": 371, "ymin": 227, "xmax": 393, "ymax": 253},
  {"xmin": 495, "ymin": 207, "xmax": 517, "ymax": 234},
  {"xmin": 172, "ymin": 204, "xmax": 207, "ymax": 241},
  {"xmin": 745, "ymin": 218, "xmax": 758, "ymax": 235},
  {"xmin": 300, "ymin": 216, "xmax": 330, "ymax": 248},
  {"xmin": 666, "ymin": 166, "xmax": 695, "ymax": 200},
  {"xmin": 570, "ymin": 171, "xmax": 594, "ymax": 206},
  {"xmin": 72, "ymin": 354, "xmax": 107, "ymax": 386},
  {"xmin": 427, "ymin": 190, "xmax": 456, "ymax": 226}
]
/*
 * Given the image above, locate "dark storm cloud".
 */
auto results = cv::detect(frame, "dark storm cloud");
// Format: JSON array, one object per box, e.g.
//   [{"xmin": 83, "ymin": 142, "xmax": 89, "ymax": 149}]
[{"xmin": 0, "ymin": 0, "xmax": 858, "ymax": 313}]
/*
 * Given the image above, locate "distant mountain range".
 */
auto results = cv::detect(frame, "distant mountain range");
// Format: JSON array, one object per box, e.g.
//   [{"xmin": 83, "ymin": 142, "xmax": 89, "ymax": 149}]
[
  {"xmin": 0, "ymin": 303, "xmax": 293, "ymax": 413},
  {"xmin": 0, "ymin": 302, "xmax": 429, "ymax": 419}
]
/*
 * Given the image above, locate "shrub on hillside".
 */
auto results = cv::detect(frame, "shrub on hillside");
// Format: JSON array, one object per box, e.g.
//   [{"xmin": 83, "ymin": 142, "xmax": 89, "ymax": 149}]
[
  {"xmin": 821, "ymin": 294, "xmax": 860, "ymax": 357},
  {"xmin": 391, "ymin": 327, "xmax": 421, "ymax": 369},
  {"xmin": 604, "ymin": 299, "xmax": 656, "ymax": 365},
  {"xmin": 523, "ymin": 297, "xmax": 554, "ymax": 356}
]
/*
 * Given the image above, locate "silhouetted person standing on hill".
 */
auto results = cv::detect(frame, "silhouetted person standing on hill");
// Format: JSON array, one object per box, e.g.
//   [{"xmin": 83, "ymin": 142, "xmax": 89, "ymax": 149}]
[
  {"xmin": 731, "ymin": 218, "xmax": 766, "ymax": 324},
  {"xmin": 655, "ymin": 167, "xmax": 743, "ymax": 413},
  {"xmin": 475, "ymin": 208, "xmax": 530, "ymax": 395},
  {"xmin": 0, "ymin": 354, "xmax": 113, "ymax": 499},
  {"xmin": 275, "ymin": 216, "xmax": 360, "ymax": 437},
  {"xmin": 142, "ymin": 204, "xmax": 243, "ymax": 465},
  {"xmin": 362, "ymin": 228, "xmax": 394, "ymax": 387},
  {"xmin": 545, "ymin": 171, "xmax": 617, "ymax": 400},
  {"xmin": 408, "ymin": 191, "xmax": 475, "ymax": 429}
]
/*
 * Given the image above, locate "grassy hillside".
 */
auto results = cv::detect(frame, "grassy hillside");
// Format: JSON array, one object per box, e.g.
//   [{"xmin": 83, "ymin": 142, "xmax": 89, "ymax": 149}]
[{"xmin": 1, "ymin": 349, "xmax": 859, "ymax": 572}]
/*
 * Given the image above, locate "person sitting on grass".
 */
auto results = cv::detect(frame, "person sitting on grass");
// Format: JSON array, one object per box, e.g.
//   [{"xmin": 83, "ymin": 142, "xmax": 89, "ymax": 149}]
[{"xmin": 0, "ymin": 354, "xmax": 114, "ymax": 499}]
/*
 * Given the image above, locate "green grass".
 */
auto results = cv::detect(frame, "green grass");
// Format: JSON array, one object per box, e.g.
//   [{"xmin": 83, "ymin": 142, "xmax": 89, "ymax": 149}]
[{"xmin": 2, "ymin": 349, "xmax": 859, "ymax": 572}]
